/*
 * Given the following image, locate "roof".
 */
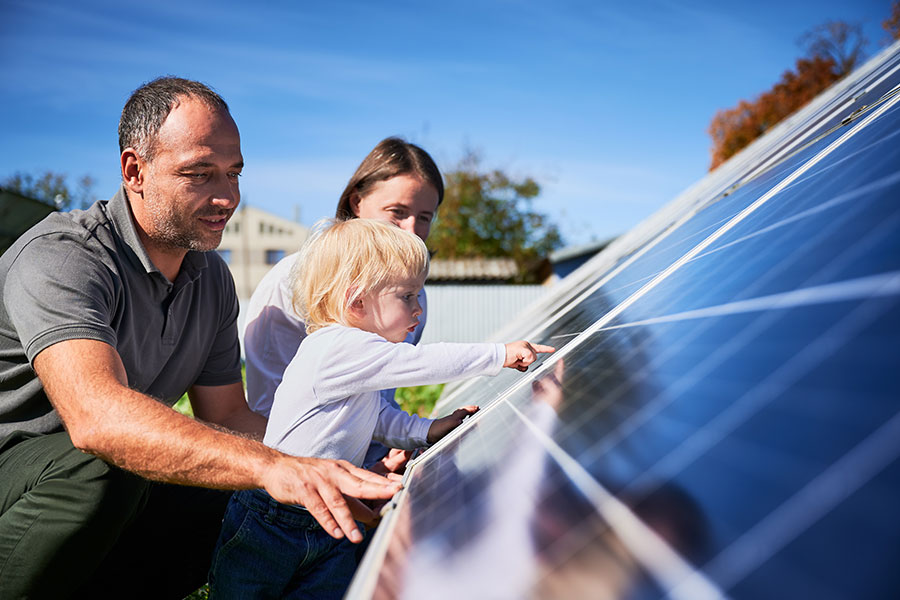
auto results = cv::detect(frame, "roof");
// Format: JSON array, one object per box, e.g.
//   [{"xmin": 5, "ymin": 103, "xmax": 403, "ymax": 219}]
[
  {"xmin": 427, "ymin": 258, "xmax": 518, "ymax": 282},
  {"xmin": 0, "ymin": 187, "xmax": 56, "ymax": 255},
  {"xmin": 549, "ymin": 236, "xmax": 615, "ymax": 263}
]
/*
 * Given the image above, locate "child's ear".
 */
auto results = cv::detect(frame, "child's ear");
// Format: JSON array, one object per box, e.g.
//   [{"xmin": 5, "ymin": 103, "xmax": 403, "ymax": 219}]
[{"xmin": 346, "ymin": 287, "xmax": 365, "ymax": 315}]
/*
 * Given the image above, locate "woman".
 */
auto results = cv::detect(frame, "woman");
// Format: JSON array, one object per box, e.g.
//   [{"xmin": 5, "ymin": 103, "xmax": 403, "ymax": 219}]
[{"xmin": 243, "ymin": 137, "xmax": 443, "ymax": 468}]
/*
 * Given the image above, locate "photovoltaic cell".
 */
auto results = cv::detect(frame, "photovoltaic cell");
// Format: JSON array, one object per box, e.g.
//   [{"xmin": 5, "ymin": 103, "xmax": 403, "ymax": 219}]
[{"xmin": 348, "ymin": 41, "xmax": 900, "ymax": 599}]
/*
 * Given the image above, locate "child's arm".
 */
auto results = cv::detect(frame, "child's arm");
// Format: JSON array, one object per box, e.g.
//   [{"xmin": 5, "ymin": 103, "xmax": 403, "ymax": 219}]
[
  {"xmin": 427, "ymin": 405, "xmax": 479, "ymax": 444},
  {"xmin": 504, "ymin": 341, "xmax": 556, "ymax": 372}
]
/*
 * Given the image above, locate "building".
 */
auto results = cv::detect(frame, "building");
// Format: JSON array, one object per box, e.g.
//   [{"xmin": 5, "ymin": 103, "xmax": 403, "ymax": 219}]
[
  {"xmin": 420, "ymin": 257, "xmax": 551, "ymax": 343},
  {"xmin": 217, "ymin": 205, "xmax": 309, "ymax": 299},
  {"xmin": 548, "ymin": 236, "xmax": 614, "ymax": 282}
]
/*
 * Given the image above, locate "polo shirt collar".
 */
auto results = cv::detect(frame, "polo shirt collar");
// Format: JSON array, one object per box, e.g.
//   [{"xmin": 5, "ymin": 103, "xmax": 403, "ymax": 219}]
[{"xmin": 106, "ymin": 185, "xmax": 209, "ymax": 283}]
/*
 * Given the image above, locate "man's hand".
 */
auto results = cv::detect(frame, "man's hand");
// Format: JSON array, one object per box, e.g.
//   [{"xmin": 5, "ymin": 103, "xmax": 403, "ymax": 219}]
[
  {"xmin": 426, "ymin": 405, "xmax": 479, "ymax": 444},
  {"xmin": 262, "ymin": 456, "xmax": 401, "ymax": 543},
  {"xmin": 504, "ymin": 340, "xmax": 555, "ymax": 372}
]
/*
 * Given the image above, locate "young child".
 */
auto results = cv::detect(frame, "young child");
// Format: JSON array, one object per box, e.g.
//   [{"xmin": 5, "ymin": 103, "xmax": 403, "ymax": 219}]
[{"xmin": 209, "ymin": 218, "xmax": 554, "ymax": 599}]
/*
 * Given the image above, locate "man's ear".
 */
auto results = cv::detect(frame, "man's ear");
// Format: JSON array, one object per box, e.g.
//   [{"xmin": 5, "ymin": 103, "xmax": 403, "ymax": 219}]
[{"xmin": 121, "ymin": 149, "xmax": 146, "ymax": 194}]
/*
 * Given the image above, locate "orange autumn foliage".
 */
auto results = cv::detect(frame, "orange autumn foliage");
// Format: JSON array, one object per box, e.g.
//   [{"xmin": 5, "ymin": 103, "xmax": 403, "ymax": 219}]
[
  {"xmin": 885, "ymin": 1, "xmax": 900, "ymax": 41},
  {"xmin": 707, "ymin": 55, "xmax": 841, "ymax": 170}
]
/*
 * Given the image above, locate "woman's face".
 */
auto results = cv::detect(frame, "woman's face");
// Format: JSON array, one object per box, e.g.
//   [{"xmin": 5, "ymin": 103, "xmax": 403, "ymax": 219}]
[{"xmin": 351, "ymin": 174, "xmax": 439, "ymax": 241}]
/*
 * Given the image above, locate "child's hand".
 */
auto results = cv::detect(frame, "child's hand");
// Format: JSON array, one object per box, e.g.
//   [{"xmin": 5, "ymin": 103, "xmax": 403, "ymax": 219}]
[
  {"xmin": 504, "ymin": 341, "xmax": 555, "ymax": 372},
  {"xmin": 426, "ymin": 405, "xmax": 479, "ymax": 444}
]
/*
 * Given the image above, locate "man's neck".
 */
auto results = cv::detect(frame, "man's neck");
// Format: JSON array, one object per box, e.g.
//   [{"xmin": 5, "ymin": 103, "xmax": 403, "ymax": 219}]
[{"xmin": 142, "ymin": 240, "xmax": 187, "ymax": 283}]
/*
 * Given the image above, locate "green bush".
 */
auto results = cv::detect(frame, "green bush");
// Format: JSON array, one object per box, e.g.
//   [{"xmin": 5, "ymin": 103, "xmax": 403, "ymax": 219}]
[{"xmin": 395, "ymin": 384, "xmax": 444, "ymax": 417}]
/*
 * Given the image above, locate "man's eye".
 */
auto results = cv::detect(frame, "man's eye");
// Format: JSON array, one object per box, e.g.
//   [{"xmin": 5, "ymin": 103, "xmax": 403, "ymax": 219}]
[{"xmin": 228, "ymin": 172, "xmax": 242, "ymax": 180}]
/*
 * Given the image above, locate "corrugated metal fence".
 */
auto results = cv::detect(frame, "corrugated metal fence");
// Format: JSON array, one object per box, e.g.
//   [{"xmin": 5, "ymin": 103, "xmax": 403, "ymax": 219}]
[{"xmin": 419, "ymin": 285, "xmax": 549, "ymax": 343}]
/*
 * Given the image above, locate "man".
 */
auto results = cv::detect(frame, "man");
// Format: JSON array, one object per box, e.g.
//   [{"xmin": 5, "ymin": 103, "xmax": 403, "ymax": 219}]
[{"xmin": 0, "ymin": 77, "xmax": 399, "ymax": 599}]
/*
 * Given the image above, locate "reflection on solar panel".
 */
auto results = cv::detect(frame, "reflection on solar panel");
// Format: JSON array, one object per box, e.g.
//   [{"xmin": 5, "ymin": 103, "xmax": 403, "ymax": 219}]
[{"xmin": 348, "ymin": 41, "xmax": 900, "ymax": 600}]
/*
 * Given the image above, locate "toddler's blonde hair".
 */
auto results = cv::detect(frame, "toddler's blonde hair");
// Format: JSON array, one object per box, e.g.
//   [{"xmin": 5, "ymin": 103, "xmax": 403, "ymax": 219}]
[{"xmin": 291, "ymin": 219, "xmax": 430, "ymax": 333}]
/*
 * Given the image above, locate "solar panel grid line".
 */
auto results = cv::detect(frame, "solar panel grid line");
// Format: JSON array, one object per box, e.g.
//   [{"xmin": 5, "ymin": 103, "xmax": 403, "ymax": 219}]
[
  {"xmin": 686, "ymin": 170, "xmax": 900, "ymax": 269},
  {"xmin": 605, "ymin": 172, "xmax": 900, "ymax": 486},
  {"xmin": 843, "ymin": 42, "xmax": 900, "ymax": 99},
  {"xmin": 620, "ymin": 290, "xmax": 898, "ymax": 509},
  {"xmin": 344, "ymin": 468, "xmax": 413, "ymax": 600},
  {"xmin": 599, "ymin": 271, "xmax": 900, "ymax": 334},
  {"xmin": 735, "ymin": 60, "xmax": 900, "ymax": 188},
  {"xmin": 413, "ymin": 354, "xmax": 563, "ymax": 465},
  {"xmin": 700, "ymin": 408, "xmax": 900, "ymax": 592},
  {"xmin": 863, "ymin": 65, "xmax": 900, "ymax": 100},
  {"xmin": 504, "ymin": 398, "xmax": 728, "ymax": 600}
]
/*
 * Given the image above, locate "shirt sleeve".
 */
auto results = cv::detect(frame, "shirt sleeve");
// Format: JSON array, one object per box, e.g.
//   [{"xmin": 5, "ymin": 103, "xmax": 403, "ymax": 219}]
[
  {"xmin": 4, "ymin": 233, "xmax": 119, "ymax": 363},
  {"xmin": 373, "ymin": 395, "xmax": 433, "ymax": 448},
  {"xmin": 315, "ymin": 328, "xmax": 505, "ymax": 403}
]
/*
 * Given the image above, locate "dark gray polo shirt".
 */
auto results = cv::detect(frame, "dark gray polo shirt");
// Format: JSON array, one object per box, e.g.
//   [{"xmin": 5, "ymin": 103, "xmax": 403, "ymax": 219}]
[{"xmin": 0, "ymin": 186, "xmax": 242, "ymax": 436}]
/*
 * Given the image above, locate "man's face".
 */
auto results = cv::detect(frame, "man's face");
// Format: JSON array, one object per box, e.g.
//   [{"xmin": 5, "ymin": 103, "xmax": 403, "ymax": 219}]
[{"xmin": 138, "ymin": 97, "xmax": 243, "ymax": 253}]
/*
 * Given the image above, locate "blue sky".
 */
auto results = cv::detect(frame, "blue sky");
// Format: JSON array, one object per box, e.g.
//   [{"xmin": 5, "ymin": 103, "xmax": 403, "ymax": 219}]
[{"xmin": 0, "ymin": 0, "xmax": 893, "ymax": 246}]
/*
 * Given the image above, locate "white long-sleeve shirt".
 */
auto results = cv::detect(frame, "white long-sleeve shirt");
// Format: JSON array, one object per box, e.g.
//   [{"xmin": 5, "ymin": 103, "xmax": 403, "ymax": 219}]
[{"xmin": 264, "ymin": 325, "xmax": 505, "ymax": 466}]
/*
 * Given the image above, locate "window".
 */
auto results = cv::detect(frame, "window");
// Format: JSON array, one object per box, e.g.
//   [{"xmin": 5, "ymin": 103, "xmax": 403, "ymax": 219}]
[{"xmin": 265, "ymin": 249, "xmax": 285, "ymax": 265}]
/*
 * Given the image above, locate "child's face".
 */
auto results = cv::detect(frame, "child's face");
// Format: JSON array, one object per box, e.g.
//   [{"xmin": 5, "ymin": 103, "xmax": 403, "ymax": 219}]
[{"xmin": 357, "ymin": 276, "xmax": 425, "ymax": 343}]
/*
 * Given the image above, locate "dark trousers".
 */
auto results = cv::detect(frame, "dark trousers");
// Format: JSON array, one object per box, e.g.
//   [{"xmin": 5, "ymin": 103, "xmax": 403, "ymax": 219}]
[{"xmin": 0, "ymin": 431, "xmax": 231, "ymax": 600}]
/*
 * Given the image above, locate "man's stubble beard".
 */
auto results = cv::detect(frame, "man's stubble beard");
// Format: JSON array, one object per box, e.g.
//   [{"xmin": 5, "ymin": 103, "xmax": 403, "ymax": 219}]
[{"xmin": 143, "ymin": 188, "xmax": 228, "ymax": 253}]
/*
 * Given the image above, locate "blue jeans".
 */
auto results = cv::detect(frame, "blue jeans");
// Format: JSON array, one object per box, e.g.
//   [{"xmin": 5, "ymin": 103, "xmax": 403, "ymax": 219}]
[{"xmin": 208, "ymin": 488, "xmax": 362, "ymax": 600}]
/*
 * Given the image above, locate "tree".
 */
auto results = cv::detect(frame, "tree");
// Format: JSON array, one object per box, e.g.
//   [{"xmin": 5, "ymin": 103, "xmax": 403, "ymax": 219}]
[
  {"xmin": 708, "ymin": 56, "xmax": 840, "ymax": 169},
  {"xmin": 799, "ymin": 21, "xmax": 867, "ymax": 77},
  {"xmin": 1, "ymin": 171, "xmax": 97, "ymax": 210},
  {"xmin": 885, "ymin": 1, "xmax": 900, "ymax": 41},
  {"xmin": 707, "ymin": 19, "xmax": 868, "ymax": 170},
  {"xmin": 428, "ymin": 152, "xmax": 563, "ymax": 283}
]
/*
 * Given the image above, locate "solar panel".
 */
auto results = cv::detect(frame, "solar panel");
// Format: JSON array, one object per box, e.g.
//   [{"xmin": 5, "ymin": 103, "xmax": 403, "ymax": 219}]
[{"xmin": 348, "ymin": 41, "xmax": 900, "ymax": 600}]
